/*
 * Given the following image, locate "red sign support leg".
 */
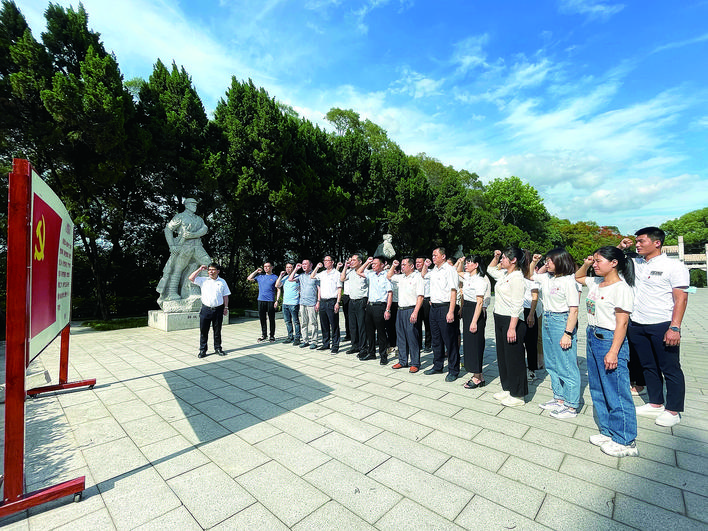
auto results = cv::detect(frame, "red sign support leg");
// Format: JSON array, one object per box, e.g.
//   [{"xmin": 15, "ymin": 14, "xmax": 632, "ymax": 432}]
[{"xmin": 26, "ymin": 325, "xmax": 96, "ymax": 397}]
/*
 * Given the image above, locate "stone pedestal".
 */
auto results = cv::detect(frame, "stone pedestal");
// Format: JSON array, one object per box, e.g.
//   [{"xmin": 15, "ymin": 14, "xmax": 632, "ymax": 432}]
[{"xmin": 149, "ymin": 310, "xmax": 224, "ymax": 331}]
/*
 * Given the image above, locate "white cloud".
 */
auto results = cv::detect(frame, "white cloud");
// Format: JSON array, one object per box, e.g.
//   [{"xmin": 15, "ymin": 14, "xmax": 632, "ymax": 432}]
[
  {"xmin": 391, "ymin": 67, "xmax": 446, "ymax": 99},
  {"xmin": 558, "ymin": 0, "xmax": 625, "ymax": 21},
  {"xmin": 652, "ymin": 32, "xmax": 708, "ymax": 54},
  {"xmin": 452, "ymin": 35, "xmax": 490, "ymax": 75}
]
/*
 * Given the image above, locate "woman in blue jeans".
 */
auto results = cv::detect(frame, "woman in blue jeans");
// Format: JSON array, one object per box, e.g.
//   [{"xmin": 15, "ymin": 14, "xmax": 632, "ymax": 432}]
[
  {"xmin": 530, "ymin": 249, "xmax": 580, "ymax": 419},
  {"xmin": 576, "ymin": 246, "xmax": 638, "ymax": 457}
]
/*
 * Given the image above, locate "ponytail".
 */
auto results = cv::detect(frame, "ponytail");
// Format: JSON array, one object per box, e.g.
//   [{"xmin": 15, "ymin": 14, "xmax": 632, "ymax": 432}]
[{"xmin": 594, "ymin": 246, "xmax": 635, "ymax": 287}]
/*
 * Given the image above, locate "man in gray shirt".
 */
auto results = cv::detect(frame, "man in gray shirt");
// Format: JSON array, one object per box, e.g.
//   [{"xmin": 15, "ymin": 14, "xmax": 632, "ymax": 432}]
[{"xmin": 290, "ymin": 260, "xmax": 319, "ymax": 349}]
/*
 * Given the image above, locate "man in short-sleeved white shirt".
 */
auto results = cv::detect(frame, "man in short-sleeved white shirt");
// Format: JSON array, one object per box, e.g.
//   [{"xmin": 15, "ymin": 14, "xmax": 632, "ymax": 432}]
[
  {"xmin": 620, "ymin": 227, "xmax": 689, "ymax": 427},
  {"xmin": 424, "ymin": 247, "xmax": 461, "ymax": 381},
  {"xmin": 189, "ymin": 263, "xmax": 230, "ymax": 358},
  {"xmin": 388, "ymin": 257, "xmax": 425, "ymax": 371},
  {"xmin": 311, "ymin": 256, "xmax": 343, "ymax": 353}
]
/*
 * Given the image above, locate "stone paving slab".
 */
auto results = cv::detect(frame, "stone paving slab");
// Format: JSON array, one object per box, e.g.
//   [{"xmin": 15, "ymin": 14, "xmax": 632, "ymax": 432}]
[{"xmin": 1, "ymin": 289, "xmax": 707, "ymax": 529}]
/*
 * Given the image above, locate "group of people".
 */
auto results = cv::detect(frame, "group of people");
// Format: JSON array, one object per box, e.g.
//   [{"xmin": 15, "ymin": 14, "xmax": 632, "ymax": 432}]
[
  {"xmin": 247, "ymin": 253, "xmax": 436, "ymax": 368},
  {"xmin": 472, "ymin": 226, "xmax": 688, "ymax": 458},
  {"xmin": 191, "ymin": 226, "xmax": 690, "ymax": 459}
]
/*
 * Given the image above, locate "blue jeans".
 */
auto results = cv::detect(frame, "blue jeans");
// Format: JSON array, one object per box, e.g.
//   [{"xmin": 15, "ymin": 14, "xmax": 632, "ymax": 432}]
[
  {"xmin": 543, "ymin": 311, "xmax": 580, "ymax": 409},
  {"xmin": 282, "ymin": 304, "xmax": 301, "ymax": 341},
  {"xmin": 586, "ymin": 326, "xmax": 637, "ymax": 445}
]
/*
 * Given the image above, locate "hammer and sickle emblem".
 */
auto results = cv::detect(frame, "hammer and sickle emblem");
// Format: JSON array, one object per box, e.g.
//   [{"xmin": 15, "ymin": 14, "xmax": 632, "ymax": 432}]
[{"xmin": 34, "ymin": 215, "xmax": 46, "ymax": 261}]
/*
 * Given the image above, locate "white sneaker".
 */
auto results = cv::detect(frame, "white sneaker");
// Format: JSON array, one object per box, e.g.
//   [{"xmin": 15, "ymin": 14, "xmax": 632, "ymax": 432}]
[
  {"xmin": 501, "ymin": 396, "xmax": 525, "ymax": 407},
  {"xmin": 550, "ymin": 406, "xmax": 578, "ymax": 419},
  {"xmin": 493, "ymin": 390, "xmax": 511, "ymax": 401},
  {"xmin": 539, "ymin": 399, "xmax": 564, "ymax": 412},
  {"xmin": 636, "ymin": 403, "xmax": 665, "ymax": 417},
  {"xmin": 655, "ymin": 411, "xmax": 681, "ymax": 427},
  {"xmin": 601, "ymin": 440, "xmax": 639, "ymax": 457},
  {"xmin": 589, "ymin": 433, "xmax": 612, "ymax": 446}
]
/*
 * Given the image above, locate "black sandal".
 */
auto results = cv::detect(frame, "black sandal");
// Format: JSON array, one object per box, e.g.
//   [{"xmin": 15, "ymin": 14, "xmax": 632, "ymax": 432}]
[{"xmin": 463, "ymin": 377, "xmax": 486, "ymax": 389}]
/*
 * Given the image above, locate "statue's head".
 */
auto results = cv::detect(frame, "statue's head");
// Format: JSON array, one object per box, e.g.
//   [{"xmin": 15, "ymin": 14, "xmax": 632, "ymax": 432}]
[
  {"xmin": 184, "ymin": 198, "xmax": 198, "ymax": 212},
  {"xmin": 383, "ymin": 233, "xmax": 392, "ymax": 242}
]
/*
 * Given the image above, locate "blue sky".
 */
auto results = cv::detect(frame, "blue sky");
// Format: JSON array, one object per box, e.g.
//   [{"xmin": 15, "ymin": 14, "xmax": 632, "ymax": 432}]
[{"xmin": 20, "ymin": 0, "xmax": 708, "ymax": 234}]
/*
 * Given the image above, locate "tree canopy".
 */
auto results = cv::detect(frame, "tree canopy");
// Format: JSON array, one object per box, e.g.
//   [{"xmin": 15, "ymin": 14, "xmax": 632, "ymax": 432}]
[{"xmin": 4, "ymin": 1, "xmax": 702, "ymax": 321}]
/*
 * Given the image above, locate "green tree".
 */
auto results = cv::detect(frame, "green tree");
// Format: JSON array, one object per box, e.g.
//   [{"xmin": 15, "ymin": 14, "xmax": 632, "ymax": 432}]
[
  {"xmin": 549, "ymin": 218, "xmax": 624, "ymax": 263},
  {"xmin": 661, "ymin": 208, "xmax": 708, "ymax": 249},
  {"xmin": 325, "ymin": 107, "xmax": 361, "ymax": 136},
  {"xmin": 38, "ymin": 5, "xmax": 143, "ymax": 318},
  {"xmin": 483, "ymin": 176, "xmax": 551, "ymax": 246}
]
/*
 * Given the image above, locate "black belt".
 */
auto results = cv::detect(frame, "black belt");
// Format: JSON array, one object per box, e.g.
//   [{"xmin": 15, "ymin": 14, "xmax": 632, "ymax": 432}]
[
  {"xmin": 320, "ymin": 298, "xmax": 336, "ymax": 302},
  {"xmin": 431, "ymin": 302, "xmax": 448, "ymax": 308},
  {"xmin": 202, "ymin": 303, "xmax": 224, "ymax": 310},
  {"xmin": 369, "ymin": 301, "xmax": 386, "ymax": 306},
  {"xmin": 398, "ymin": 305, "xmax": 414, "ymax": 310}
]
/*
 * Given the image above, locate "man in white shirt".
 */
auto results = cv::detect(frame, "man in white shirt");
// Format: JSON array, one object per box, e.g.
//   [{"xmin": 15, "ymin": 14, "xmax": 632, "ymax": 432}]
[
  {"xmin": 424, "ymin": 247, "xmax": 460, "ymax": 382},
  {"xmin": 620, "ymin": 227, "xmax": 689, "ymax": 427},
  {"xmin": 340, "ymin": 253, "xmax": 368, "ymax": 354},
  {"xmin": 189, "ymin": 263, "xmax": 230, "ymax": 358},
  {"xmin": 357, "ymin": 256, "xmax": 393, "ymax": 364},
  {"xmin": 311, "ymin": 256, "xmax": 343, "ymax": 353},
  {"xmin": 388, "ymin": 257, "xmax": 424, "ymax": 372}
]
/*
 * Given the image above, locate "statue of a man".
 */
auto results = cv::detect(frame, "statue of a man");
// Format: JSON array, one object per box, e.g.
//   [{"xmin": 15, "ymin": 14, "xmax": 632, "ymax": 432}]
[
  {"xmin": 375, "ymin": 233, "xmax": 396, "ymax": 259},
  {"xmin": 156, "ymin": 198, "xmax": 211, "ymax": 306}
]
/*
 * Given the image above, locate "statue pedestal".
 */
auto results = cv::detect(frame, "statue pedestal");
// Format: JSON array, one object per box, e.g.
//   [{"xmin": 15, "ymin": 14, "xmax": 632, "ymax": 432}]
[{"xmin": 148, "ymin": 310, "xmax": 229, "ymax": 332}]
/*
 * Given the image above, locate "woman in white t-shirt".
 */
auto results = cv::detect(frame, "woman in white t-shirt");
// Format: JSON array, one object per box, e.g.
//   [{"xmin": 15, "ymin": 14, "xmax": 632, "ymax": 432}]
[
  {"xmin": 575, "ymin": 246, "xmax": 638, "ymax": 458},
  {"xmin": 488, "ymin": 247, "xmax": 528, "ymax": 406},
  {"xmin": 530, "ymin": 249, "xmax": 580, "ymax": 420},
  {"xmin": 456, "ymin": 255, "xmax": 492, "ymax": 389}
]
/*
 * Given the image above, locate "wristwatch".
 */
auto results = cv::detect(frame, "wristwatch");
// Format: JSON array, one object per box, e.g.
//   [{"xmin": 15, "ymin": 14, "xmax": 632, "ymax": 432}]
[{"xmin": 669, "ymin": 326, "xmax": 681, "ymax": 333}]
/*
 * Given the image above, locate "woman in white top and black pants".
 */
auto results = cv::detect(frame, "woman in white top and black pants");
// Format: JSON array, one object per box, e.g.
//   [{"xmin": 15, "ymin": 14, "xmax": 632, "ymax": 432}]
[
  {"xmin": 488, "ymin": 247, "xmax": 528, "ymax": 406},
  {"xmin": 456, "ymin": 255, "xmax": 492, "ymax": 389}
]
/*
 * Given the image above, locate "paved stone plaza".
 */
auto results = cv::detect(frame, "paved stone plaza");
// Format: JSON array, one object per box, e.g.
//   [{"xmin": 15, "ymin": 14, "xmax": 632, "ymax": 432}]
[{"xmin": 1, "ymin": 289, "xmax": 707, "ymax": 530}]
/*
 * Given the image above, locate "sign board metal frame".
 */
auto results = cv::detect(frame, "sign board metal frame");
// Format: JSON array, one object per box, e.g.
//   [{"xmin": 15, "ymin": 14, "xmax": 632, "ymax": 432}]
[{"xmin": 1, "ymin": 159, "xmax": 96, "ymax": 518}]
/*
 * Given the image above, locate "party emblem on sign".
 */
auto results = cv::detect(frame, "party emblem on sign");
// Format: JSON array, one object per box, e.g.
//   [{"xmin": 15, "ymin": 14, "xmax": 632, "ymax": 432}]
[{"xmin": 34, "ymin": 214, "xmax": 46, "ymax": 261}]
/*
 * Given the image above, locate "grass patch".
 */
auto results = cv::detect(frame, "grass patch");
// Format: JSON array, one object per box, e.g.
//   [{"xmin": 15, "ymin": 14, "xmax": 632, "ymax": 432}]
[{"xmin": 82, "ymin": 317, "xmax": 148, "ymax": 331}]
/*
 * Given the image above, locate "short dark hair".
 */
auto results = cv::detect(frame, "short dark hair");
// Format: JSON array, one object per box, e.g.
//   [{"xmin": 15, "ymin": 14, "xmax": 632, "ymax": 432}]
[
  {"xmin": 351, "ymin": 252, "xmax": 363, "ymax": 263},
  {"xmin": 401, "ymin": 255, "xmax": 414, "ymax": 265},
  {"xmin": 545, "ymin": 248, "xmax": 576, "ymax": 276},
  {"xmin": 434, "ymin": 247, "xmax": 446, "ymax": 257},
  {"xmin": 635, "ymin": 226, "xmax": 665, "ymax": 246},
  {"xmin": 208, "ymin": 262, "xmax": 221, "ymax": 270}
]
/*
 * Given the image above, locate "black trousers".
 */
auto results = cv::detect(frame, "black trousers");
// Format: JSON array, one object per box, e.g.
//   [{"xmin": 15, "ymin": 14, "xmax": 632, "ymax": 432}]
[
  {"xmin": 523, "ymin": 307, "xmax": 539, "ymax": 371},
  {"xmin": 494, "ymin": 313, "xmax": 528, "ymax": 398},
  {"xmin": 342, "ymin": 293, "xmax": 351, "ymax": 338},
  {"xmin": 430, "ymin": 304, "xmax": 460, "ymax": 376},
  {"xmin": 386, "ymin": 302, "xmax": 398, "ymax": 347},
  {"xmin": 318, "ymin": 298, "xmax": 340, "ymax": 349},
  {"xmin": 628, "ymin": 320, "xmax": 685, "ymax": 412},
  {"xmin": 415, "ymin": 297, "xmax": 432, "ymax": 349},
  {"xmin": 258, "ymin": 300, "xmax": 275, "ymax": 338},
  {"xmin": 199, "ymin": 304, "xmax": 224, "ymax": 352},
  {"xmin": 365, "ymin": 303, "xmax": 388, "ymax": 357},
  {"xmin": 462, "ymin": 303, "xmax": 486, "ymax": 374},
  {"xmin": 349, "ymin": 297, "xmax": 367, "ymax": 350}
]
